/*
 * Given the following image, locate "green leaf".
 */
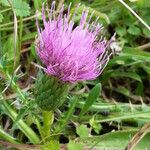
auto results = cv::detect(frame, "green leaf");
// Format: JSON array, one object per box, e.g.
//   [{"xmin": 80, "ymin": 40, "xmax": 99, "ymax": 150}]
[
  {"xmin": 0, "ymin": 0, "xmax": 10, "ymax": 6},
  {"xmin": 137, "ymin": 0, "xmax": 150, "ymax": 8},
  {"xmin": 68, "ymin": 140, "xmax": 83, "ymax": 150},
  {"xmin": 76, "ymin": 125, "xmax": 89, "ymax": 138},
  {"xmin": 80, "ymin": 130, "xmax": 150, "ymax": 150},
  {"xmin": 109, "ymin": 7, "xmax": 122, "ymax": 23},
  {"xmin": 2, "ymin": 101, "xmax": 40, "ymax": 144},
  {"xmin": 30, "ymin": 43, "xmax": 36, "ymax": 57},
  {"xmin": 111, "ymin": 71, "xmax": 142, "ymax": 82},
  {"xmin": 89, "ymin": 117, "xmax": 102, "ymax": 134},
  {"xmin": 127, "ymin": 25, "xmax": 141, "ymax": 35},
  {"xmin": 142, "ymin": 65, "xmax": 150, "ymax": 74},
  {"xmin": 3, "ymin": 34, "xmax": 14, "ymax": 60},
  {"xmin": 123, "ymin": 47, "xmax": 150, "ymax": 62},
  {"xmin": 107, "ymin": 47, "xmax": 150, "ymax": 69},
  {"xmin": 91, "ymin": 8, "xmax": 110, "ymax": 24},
  {"xmin": 0, "ymin": 0, "xmax": 30, "ymax": 17},
  {"xmin": 116, "ymin": 26, "xmax": 127, "ymax": 36},
  {"xmin": 143, "ymin": 28, "xmax": 150, "ymax": 38},
  {"xmin": 12, "ymin": 0, "xmax": 30, "ymax": 17},
  {"xmin": 13, "ymin": 106, "xmax": 29, "ymax": 127},
  {"xmin": 71, "ymin": 4, "xmax": 110, "ymax": 24},
  {"xmin": 129, "ymin": 0, "xmax": 138, "ymax": 2},
  {"xmin": 22, "ymin": 32, "xmax": 37, "ymax": 42},
  {"xmin": 135, "ymin": 82, "xmax": 144, "ymax": 96},
  {"xmin": 116, "ymin": 86, "xmax": 130, "ymax": 97},
  {"xmin": 33, "ymin": 0, "xmax": 43, "ymax": 10},
  {"xmin": 0, "ymin": 126, "xmax": 19, "ymax": 144},
  {"xmin": 0, "ymin": 14, "xmax": 3, "ymax": 23},
  {"xmin": 79, "ymin": 83, "xmax": 101, "ymax": 117},
  {"xmin": 55, "ymin": 97, "xmax": 78, "ymax": 133}
]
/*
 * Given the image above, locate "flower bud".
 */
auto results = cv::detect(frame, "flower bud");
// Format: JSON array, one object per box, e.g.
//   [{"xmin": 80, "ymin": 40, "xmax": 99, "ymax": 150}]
[{"xmin": 34, "ymin": 74, "xmax": 69, "ymax": 111}]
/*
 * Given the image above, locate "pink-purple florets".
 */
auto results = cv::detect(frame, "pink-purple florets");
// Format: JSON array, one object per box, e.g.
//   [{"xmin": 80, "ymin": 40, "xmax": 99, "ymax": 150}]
[{"xmin": 35, "ymin": 3, "xmax": 112, "ymax": 83}]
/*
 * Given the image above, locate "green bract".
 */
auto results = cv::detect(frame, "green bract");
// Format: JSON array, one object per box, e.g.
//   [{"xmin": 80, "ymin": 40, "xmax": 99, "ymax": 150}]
[{"xmin": 34, "ymin": 74, "xmax": 69, "ymax": 111}]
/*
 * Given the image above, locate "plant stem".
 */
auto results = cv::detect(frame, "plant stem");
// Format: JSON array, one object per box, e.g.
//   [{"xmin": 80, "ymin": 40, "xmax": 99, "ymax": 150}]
[
  {"xmin": 42, "ymin": 111, "xmax": 54, "ymax": 141},
  {"xmin": 18, "ymin": 17, "xmax": 23, "ymax": 64},
  {"xmin": 0, "ymin": 14, "xmax": 39, "ymax": 28},
  {"xmin": 118, "ymin": 0, "xmax": 150, "ymax": 30},
  {"xmin": 0, "ymin": 8, "xmax": 11, "ymax": 13},
  {"xmin": 41, "ymin": 111, "xmax": 60, "ymax": 150}
]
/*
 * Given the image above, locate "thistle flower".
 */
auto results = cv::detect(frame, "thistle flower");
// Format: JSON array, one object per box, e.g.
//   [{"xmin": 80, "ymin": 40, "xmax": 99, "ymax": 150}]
[{"xmin": 35, "ymin": 2, "xmax": 113, "ymax": 83}]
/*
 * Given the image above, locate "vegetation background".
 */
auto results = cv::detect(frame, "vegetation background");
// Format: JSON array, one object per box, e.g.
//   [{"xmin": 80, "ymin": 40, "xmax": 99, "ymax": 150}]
[{"xmin": 0, "ymin": 0, "xmax": 150, "ymax": 149}]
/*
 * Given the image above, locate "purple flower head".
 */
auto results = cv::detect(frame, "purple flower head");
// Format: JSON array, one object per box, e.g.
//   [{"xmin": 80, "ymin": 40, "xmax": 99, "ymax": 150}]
[{"xmin": 35, "ymin": 2, "xmax": 113, "ymax": 83}]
